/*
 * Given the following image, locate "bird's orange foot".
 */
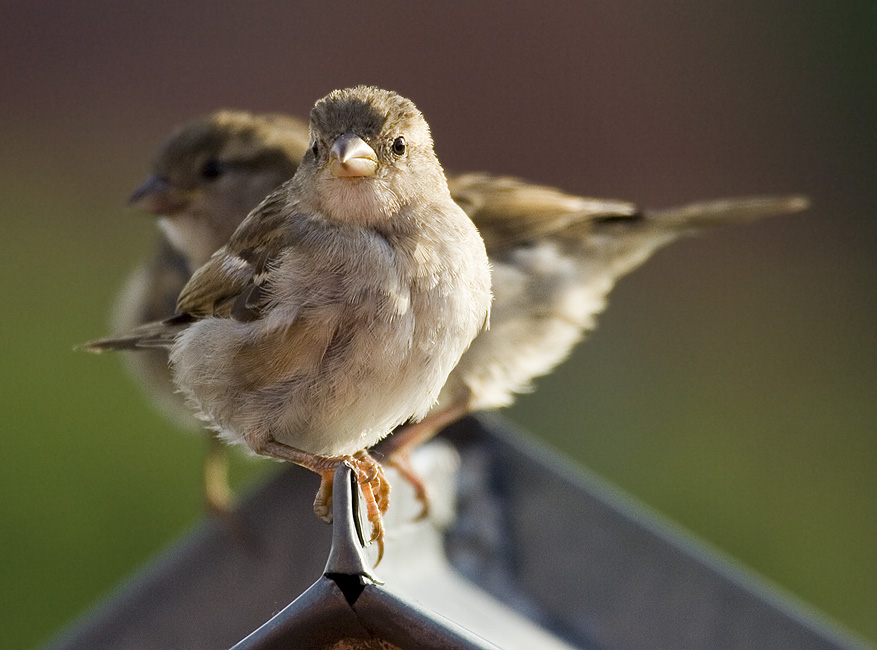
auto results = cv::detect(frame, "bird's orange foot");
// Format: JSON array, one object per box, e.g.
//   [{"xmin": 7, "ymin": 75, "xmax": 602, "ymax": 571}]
[
  {"xmin": 313, "ymin": 452, "xmax": 390, "ymax": 563},
  {"xmin": 260, "ymin": 440, "xmax": 391, "ymax": 562},
  {"xmin": 346, "ymin": 451, "xmax": 390, "ymax": 563}
]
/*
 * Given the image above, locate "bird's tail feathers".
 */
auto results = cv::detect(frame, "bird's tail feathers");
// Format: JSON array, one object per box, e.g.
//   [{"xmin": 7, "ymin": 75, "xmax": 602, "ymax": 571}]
[
  {"xmin": 79, "ymin": 314, "xmax": 192, "ymax": 353},
  {"xmin": 646, "ymin": 195, "xmax": 810, "ymax": 232}
]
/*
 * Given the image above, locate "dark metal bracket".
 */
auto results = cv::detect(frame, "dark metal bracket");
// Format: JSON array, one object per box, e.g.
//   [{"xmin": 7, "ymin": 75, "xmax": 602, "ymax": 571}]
[{"xmin": 229, "ymin": 463, "xmax": 503, "ymax": 650}]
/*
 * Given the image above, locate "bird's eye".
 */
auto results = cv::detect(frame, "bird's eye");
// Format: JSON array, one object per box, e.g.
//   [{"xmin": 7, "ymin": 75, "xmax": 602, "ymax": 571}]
[
  {"xmin": 311, "ymin": 142, "xmax": 319, "ymax": 158},
  {"xmin": 201, "ymin": 159, "xmax": 224, "ymax": 180},
  {"xmin": 391, "ymin": 137, "xmax": 406, "ymax": 155}
]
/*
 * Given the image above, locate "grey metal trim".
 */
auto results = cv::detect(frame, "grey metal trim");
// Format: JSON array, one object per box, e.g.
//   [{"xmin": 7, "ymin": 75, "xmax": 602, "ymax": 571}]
[{"xmin": 43, "ymin": 416, "xmax": 872, "ymax": 650}]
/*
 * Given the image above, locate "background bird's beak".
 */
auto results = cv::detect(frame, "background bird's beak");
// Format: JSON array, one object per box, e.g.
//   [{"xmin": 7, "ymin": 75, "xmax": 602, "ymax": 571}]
[
  {"xmin": 128, "ymin": 174, "xmax": 189, "ymax": 214},
  {"xmin": 329, "ymin": 133, "xmax": 378, "ymax": 178}
]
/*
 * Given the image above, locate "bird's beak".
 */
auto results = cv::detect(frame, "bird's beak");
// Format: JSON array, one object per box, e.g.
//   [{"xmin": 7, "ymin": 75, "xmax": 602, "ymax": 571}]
[
  {"xmin": 128, "ymin": 174, "xmax": 189, "ymax": 214},
  {"xmin": 329, "ymin": 133, "xmax": 378, "ymax": 178}
]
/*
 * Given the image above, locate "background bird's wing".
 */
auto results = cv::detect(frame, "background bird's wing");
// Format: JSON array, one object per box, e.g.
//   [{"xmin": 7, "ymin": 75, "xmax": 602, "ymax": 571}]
[
  {"xmin": 449, "ymin": 172, "xmax": 638, "ymax": 252},
  {"xmin": 451, "ymin": 173, "xmax": 808, "ymax": 252}
]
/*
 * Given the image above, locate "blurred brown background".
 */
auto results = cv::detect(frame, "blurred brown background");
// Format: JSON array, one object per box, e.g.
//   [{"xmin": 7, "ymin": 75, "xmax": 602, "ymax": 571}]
[{"xmin": 1, "ymin": 2, "xmax": 875, "ymax": 648}]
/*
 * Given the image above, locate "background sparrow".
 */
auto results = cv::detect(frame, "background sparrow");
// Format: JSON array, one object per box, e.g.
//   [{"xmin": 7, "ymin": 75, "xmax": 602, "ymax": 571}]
[
  {"xmin": 382, "ymin": 176, "xmax": 807, "ymax": 511},
  {"xmin": 112, "ymin": 111, "xmax": 310, "ymax": 515}
]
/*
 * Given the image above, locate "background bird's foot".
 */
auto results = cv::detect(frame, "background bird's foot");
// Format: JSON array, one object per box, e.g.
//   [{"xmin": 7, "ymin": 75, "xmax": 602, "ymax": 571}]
[
  {"xmin": 204, "ymin": 433, "xmax": 234, "ymax": 515},
  {"xmin": 386, "ymin": 450, "xmax": 430, "ymax": 520},
  {"xmin": 378, "ymin": 396, "xmax": 471, "ymax": 520},
  {"xmin": 202, "ymin": 435, "xmax": 258, "ymax": 549}
]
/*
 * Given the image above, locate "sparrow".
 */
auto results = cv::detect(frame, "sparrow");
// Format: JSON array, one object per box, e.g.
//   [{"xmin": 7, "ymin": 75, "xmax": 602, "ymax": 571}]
[
  {"xmin": 112, "ymin": 110, "xmax": 311, "ymax": 516},
  {"xmin": 380, "ymin": 177, "xmax": 808, "ymax": 513},
  {"xmin": 87, "ymin": 86, "xmax": 493, "ymax": 560},
  {"xmin": 107, "ymin": 108, "xmax": 809, "ymax": 520}
]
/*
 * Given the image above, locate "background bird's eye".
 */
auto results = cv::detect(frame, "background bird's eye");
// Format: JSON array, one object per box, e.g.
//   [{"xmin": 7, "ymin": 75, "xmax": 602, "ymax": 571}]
[
  {"xmin": 392, "ymin": 137, "xmax": 406, "ymax": 155},
  {"xmin": 201, "ymin": 158, "xmax": 224, "ymax": 180}
]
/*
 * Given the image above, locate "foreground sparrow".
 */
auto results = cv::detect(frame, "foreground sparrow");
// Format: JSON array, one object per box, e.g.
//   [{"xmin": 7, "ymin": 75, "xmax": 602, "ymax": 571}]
[
  {"xmin": 112, "ymin": 110, "xmax": 310, "ymax": 515},
  {"xmin": 87, "ymin": 86, "xmax": 493, "ymax": 559}
]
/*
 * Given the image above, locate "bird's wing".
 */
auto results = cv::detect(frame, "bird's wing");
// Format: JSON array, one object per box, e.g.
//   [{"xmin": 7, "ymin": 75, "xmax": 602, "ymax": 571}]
[
  {"xmin": 82, "ymin": 191, "xmax": 295, "ymax": 353},
  {"xmin": 176, "ymin": 191, "xmax": 290, "ymax": 321},
  {"xmin": 177, "ymin": 190, "xmax": 348, "ymax": 383},
  {"xmin": 449, "ymin": 173, "xmax": 638, "ymax": 252}
]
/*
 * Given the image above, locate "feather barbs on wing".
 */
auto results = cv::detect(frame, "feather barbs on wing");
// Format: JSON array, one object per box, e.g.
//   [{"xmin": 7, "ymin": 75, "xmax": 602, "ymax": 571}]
[{"xmin": 175, "ymin": 221, "xmax": 286, "ymax": 319}]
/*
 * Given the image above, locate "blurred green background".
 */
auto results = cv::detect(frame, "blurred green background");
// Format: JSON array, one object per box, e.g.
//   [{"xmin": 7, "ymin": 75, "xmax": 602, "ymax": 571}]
[{"xmin": 2, "ymin": 2, "xmax": 875, "ymax": 648}]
